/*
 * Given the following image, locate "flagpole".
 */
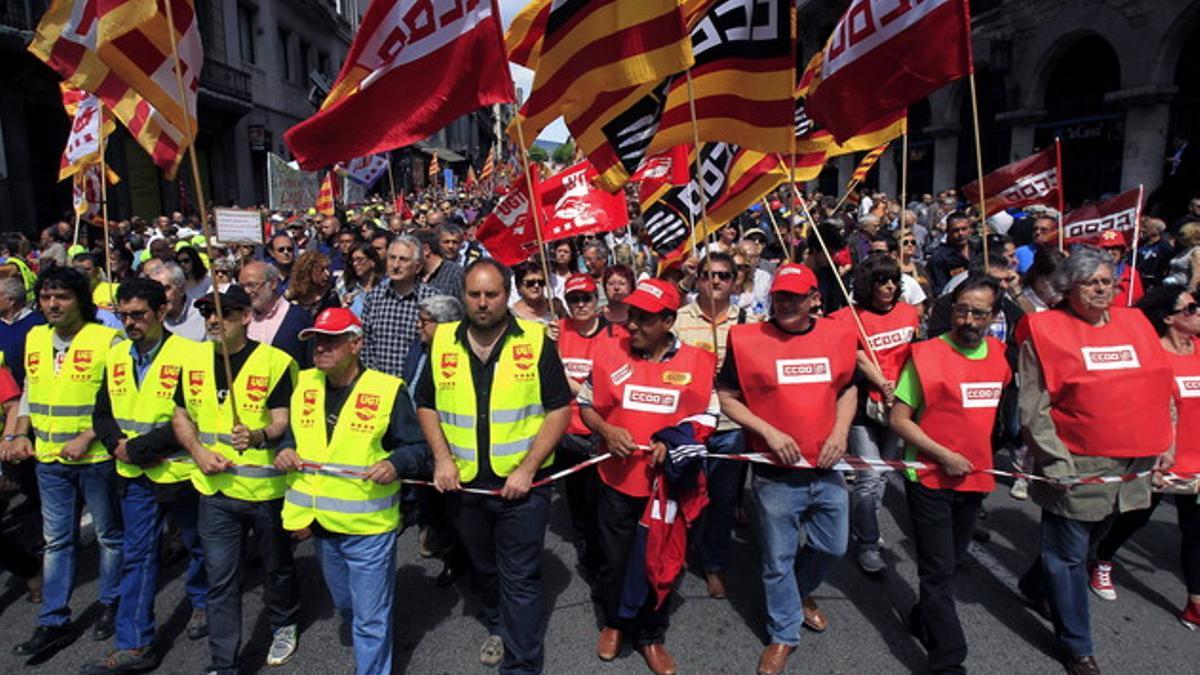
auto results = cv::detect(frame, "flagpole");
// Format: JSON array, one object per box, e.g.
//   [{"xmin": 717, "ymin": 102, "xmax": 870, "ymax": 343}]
[
  {"xmin": 72, "ymin": 211, "xmax": 82, "ymax": 248},
  {"xmin": 787, "ymin": 134, "xmax": 799, "ymax": 261},
  {"xmin": 1128, "ymin": 184, "xmax": 1144, "ymax": 307},
  {"xmin": 968, "ymin": 73, "xmax": 990, "ymax": 264},
  {"xmin": 97, "ymin": 104, "xmax": 114, "ymax": 307},
  {"xmin": 386, "ymin": 153, "xmax": 397, "ymax": 203},
  {"xmin": 1055, "ymin": 136, "xmax": 1066, "ymax": 252},
  {"xmin": 164, "ymin": 0, "xmax": 238, "ymax": 423},
  {"xmin": 512, "ymin": 114, "xmax": 558, "ymax": 322},
  {"xmin": 762, "ymin": 199, "xmax": 790, "ymax": 263},
  {"xmin": 685, "ymin": 69, "xmax": 723, "ymax": 354},
  {"xmin": 899, "ymin": 129, "xmax": 909, "ymax": 240},
  {"xmin": 831, "ymin": 178, "xmax": 860, "ymax": 215}
]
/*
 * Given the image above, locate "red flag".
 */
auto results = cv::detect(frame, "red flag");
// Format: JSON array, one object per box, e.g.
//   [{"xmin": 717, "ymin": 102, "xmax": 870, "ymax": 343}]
[
  {"xmin": 540, "ymin": 161, "xmax": 630, "ymax": 241},
  {"xmin": 283, "ymin": 0, "xmax": 514, "ymax": 169},
  {"xmin": 466, "ymin": 165, "xmax": 478, "ymax": 188},
  {"xmin": 1062, "ymin": 187, "xmax": 1143, "ymax": 245},
  {"xmin": 806, "ymin": 0, "xmax": 972, "ymax": 142},
  {"xmin": 632, "ymin": 145, "xmax": 692, "ymax": 208},
  {"xmin": 962, "ymin": 145, "xmax": 1060, "ymax": 217},
  {"xmin": 393, "ymin": 191, "xmax": 412, "ymax": 220},
  {"xmin": 477, "ymin": 170, "xmax": 545, "ymax": 265}
]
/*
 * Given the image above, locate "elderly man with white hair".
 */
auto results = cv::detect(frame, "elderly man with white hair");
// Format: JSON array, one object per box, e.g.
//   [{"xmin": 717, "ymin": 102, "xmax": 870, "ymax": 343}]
[{"xmin": 148, "ymin": 262, "xmax": 205, "ymax": 341}]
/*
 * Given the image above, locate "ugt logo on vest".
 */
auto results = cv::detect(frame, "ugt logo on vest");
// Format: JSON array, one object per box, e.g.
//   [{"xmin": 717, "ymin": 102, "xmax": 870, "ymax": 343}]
[
  {"xmin": 300, "ymin": 388, "xmax": 318, "ymax": 424},
  {"xmin": 1177, "ymin": 376, "xmax": 1200, "ymax": 399},
  {"xmin": 440, "ymin": 353, "xmax": 458, "ymax": 382},
  {"xmin": 867, "ymin": 327, "xmax": 914, "ymax": 351},
  {"xmin": 512, "ymin": 343, "xmax": 535, "ymax": 372},
  {"xmin": 354, "ymin": 393, "xmax": 380, "ymax": 421},
  {"xmin": 72, "ymin": 349, "xmax": 94, "ymax": 379},
  {"xmin": 112, "ymin": 362, "xmax": 128, "ymax": 387},
  {"xmin": 622, "ymin": 385, "xmax": 680, "ymax": 415},
  {"xmin": 159, "ymin": 365, "xmax": 181, "ymax": 398},
  {"xmin": 1081, "ymin": 345, "xmax": 1140, "ymax": 371},
  {"xmin": 26, "ymin": 351, "xmax": 40, "ymax": 374},
  {"xmin": 960, "ymin": 382, "xmax": 1003, "ymax": 409},
  {"xmin": 245, "ymin": 375, "xmax": 270, "ymax": 402},
  {"xmin": 188, "ymin": 371, "xmax": 205, "ymax": 397},
  {"xmin": 775, "ymin": 358, "xmax": 832, "ymax": 385}
]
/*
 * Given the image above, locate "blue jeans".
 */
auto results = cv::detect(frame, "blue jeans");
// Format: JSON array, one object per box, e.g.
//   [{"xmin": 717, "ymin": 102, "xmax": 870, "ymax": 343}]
[
  {"xmin": 849, "ymin": 423, "xmax": 900, "ymax": 552},
  {"xmin": 116, "ymin": 477, "xmax": 206, "ymax": 650},
  {"xmin": 701, "ymin": 429, "xmax": 746, "ymax": 572},
  {"xmin": 37, "ymin": 460, "xmax": 123, "ymax": 627},
  {"xmin": 316, "ymin": 531, "xmax": 397, "ymax": 675},
  {"xmin": 1040, "ymin": 510, "xmax": 1111, "ymax": 657},
  {"xmin": 753, "ymin": 470, "xmax": 849, "ymax": 646}
]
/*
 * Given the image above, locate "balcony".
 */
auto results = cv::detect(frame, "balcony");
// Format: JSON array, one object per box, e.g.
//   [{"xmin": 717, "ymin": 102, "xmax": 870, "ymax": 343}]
[{"xmin": 199, "ymin": 58, "xmax": 253, "ymax": 115}]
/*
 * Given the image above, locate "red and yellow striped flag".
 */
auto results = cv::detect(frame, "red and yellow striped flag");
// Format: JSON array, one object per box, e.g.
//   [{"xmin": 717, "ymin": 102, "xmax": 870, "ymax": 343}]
[
  {"xmin": 480, "ymin": 147, "xmax": 495, "ymax": 183},
  {"xmin": 505, "ymin": 0, "xmax": 549, "ymax": 69},
  {"xmin": 428, "ymin": 152, "xmax": 440, "ymax": 181},
  {"xmin": 851, "ymin": 143, "xmax": 890, "ymax": 184},
  {"xmin": 511, "ymin": 0, "xmax": 694, "ymax": 145},
  {"xmin": 316, "ymin": 171, "xmax": 337, "ymax": 216},
  {"xmin": 28, "ymin": 0, "xmax": 194, "ymax": 179}
]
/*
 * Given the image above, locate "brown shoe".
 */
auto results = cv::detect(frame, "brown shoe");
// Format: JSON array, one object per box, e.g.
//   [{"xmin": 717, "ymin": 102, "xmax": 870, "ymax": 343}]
[
  {"xmin": 1066, "ymin": 655, "xmax": 1101, "ymax": 675},
  {"xmin": 596, "ymin": 627, "xmax": 622, "ymax": 661},
  {"xmin": 757, "ymin": 643, "xmax": 795, "ymax": 675},
  {"xmin": 705, "ymin": 571, "xmax": 727, "ymax": 599},
  {"xmin": 802, "ymin": 596, "xmax": 827, "ymax": 632},
  {"xmin": 637, "ymin": 643, "xmax": 678, "ymax": 675}
]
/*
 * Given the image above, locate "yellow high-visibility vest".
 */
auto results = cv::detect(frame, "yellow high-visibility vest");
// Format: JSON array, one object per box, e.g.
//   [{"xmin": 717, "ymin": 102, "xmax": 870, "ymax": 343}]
[
  {"xmin": 25, "ymin": 323, "xmax": 118, "ymax": 464},
  {"xmin": 183, "ymin": 341, "xmax": 297, "ymax": 501},
  {"xmin": 430, "ymin": 319, "xmax": 550, "ymax": 483},
  {"xmin": 282, "ymin": 368, "xmax": 402, "ymax": 535}
]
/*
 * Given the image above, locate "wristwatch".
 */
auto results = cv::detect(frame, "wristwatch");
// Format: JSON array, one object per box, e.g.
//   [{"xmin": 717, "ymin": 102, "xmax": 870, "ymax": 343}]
[{"xmin": 3, "ymin": 434, "xmax": 20, "ymax": 442}]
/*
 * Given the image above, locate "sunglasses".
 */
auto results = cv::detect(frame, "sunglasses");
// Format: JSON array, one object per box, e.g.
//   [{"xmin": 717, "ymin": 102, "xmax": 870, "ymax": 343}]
[
  {"xmin": 872, "ymin": 275, "xmax": 901, "ymax": 286},
  {"xmin": 702, "ymin": 271, "xmax": 733, "ymax": 281},
  {"xmin": 523, "ymin": 279, "xmax": 546, "ymax": 288},
  {"xmin": 115, "ymin": 309, "xmax": 150, "ymax": 322},
  {"xmin": 902, "ymin": 239, "xmax": 916, "ymax": 246},
  {"xmin": 274, "ymin": 247, "xmax": 293, "ymax": 254},
  {"xmin": 1174, "ymin": 302, "xmax": 1200, "ymax": 316},
  {"xmin": 198, "ymin": 305, "xmax": 242, "ymax": 319},
  {"xmin": 565, "ymin": 293, "xmax": 596, "ymax": 304}
]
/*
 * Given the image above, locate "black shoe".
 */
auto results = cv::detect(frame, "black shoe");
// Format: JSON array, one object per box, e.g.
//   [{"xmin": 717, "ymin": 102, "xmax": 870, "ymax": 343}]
[
  {"xmin": 93, "ymin": 604, "xmax": 117, "ymax": 641},
  {"xmin": 436, "ymin": 561, "xmax": 460, "ymax": 588},
  {"xmin": 80, "ymin": 647, "xmax": 161, "ymax": 674},
  {"xmin": 13, "ymin": 623, "xmax": 74, "ymax": 657},
  {"xmin": 186, "ymin": 608, "xmax": 208, "ymax": 640}
]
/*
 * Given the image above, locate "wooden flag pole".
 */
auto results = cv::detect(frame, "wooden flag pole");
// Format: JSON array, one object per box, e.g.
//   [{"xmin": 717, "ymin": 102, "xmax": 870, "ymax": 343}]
[
  {"xmin": 1055, "ymin": 136, "xmax": 1066, "ymax": 252},
  {"xmin": 685, "ymin": 69, "xmax": 723, "ymax": 353},
  {"xmin": 830, "ymin": 178, "xmax": 860, "ymax": 215},
  {"xmin": 97, "ymin": 104, "xmax": 114, "ymax": 307},
  {"xmin": 968, "ymin": 72, "xmax": 990, "ymax": 264},
  {"xmin": 72, "ymin": 210, "xmax": 82, "ymax": 248},
  {"xmin": 1127, "ymin": 184, "xmax": 1145, "ymax": 308},
  {"xmin": 787, "ymin": 135, "xmax": 799, "ymax": 261},
  {"xmin": 386, "ymin": 154, "xmax": 397, "ymax": 203},
  {"xmin": 164, "ymin": 0, "xmax": 239, "ymax": 424},
  {"xmin": 512, "ymin": 114, "xmax": 557, "ymax": 321},
  {"xmin": 762, "ymin": 199, "xmax": 790, "ymax": 264},
  {"xmin": 899, "ymin": 129, "xmax": 909, "ymax": 240}
]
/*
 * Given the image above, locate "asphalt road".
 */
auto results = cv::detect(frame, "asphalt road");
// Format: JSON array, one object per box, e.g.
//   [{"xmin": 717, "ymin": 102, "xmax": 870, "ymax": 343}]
[{"xmin": 0, "ymin": 471, "xmax": 1198, "ymax": 674}]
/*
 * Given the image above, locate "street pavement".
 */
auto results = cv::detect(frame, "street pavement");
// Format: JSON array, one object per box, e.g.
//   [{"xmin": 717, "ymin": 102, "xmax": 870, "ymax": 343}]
[{"xmin": 1, "ymin": 471, "xmax": 1198, "ymax": 674}]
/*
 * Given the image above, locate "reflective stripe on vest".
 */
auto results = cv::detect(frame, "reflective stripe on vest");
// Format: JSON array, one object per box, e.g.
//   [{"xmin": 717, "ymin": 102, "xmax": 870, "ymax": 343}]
[
  {"xmin": 281, "ymin": 368, "xmax": 403, "ymax": 535},
  {"xmin": 430, "ymin": 319, "xmax": 552, "ymax": 483},
  {"xmin": 25, "ymin": 323, "xmax": 117, "ymax": 464}
]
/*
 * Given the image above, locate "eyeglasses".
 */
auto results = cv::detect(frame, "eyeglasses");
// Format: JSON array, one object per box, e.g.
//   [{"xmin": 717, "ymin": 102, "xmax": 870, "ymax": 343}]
[
  {"xmin": 197, "ymin": 306, "xmax": 242, "ymax": 319},
  {"xmin": 115, "ymin": 309, "xmax": 150, "ymax": 322},
  {"xmin": 1173, "ymin": 302, "xmax": 1200, "ymax": 316},
  {"xmin": 523, "ymin": 279, "xmax": 546, "ymax": 288},
  {"xmin": 565, "ymin": 293, "xmax": 596, "ymax": 304},
  {"xmin": 702, "ymin": 271, "xmax": 733, "ymax": 281},
  {"xmin": 902, "ymin": 239, "xmax": 916, "ymax": 246},
  {"xmin": 274, "ymin": 247, "xmax": 293, "ymax": 254},
  {"xmin": 952, "ymin": 305, "xmax": 994, "ymax": 320}
]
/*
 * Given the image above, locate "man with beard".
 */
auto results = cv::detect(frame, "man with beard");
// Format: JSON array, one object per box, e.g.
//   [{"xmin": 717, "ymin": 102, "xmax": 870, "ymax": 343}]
[{"xmin": 416, "ymin": 259, "xmax": 571, "ymax": 674}]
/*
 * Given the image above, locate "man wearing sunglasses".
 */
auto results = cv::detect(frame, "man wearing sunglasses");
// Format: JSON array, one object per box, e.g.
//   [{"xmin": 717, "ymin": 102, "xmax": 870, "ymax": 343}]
[
  {"xmin": 83, "ymin": 278, "xmax": 208, "ymax": 674},
  {"xmin": 717, "ymin": 264, "xmax": 858, "ymax": 675},
  {"xmin": 171, "ymin": 286, "xmax": 302, "ymax": 674}
]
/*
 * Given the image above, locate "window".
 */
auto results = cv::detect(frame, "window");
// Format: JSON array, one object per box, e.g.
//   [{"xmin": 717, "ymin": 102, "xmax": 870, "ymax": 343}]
[
  {"xmin": 318, "ymin": 51, "xmax": 331, "ymax": 78},
  {"xmin": 278, "ymin": 28, "xmax": 292, "ymax": 81},
  {"xmin": 237, "ymin": 4, "xmax": 256, "ymax": 64},
  {"xmin": 299, "ymin": 40, "xmax": 311, "ymax": 83}
]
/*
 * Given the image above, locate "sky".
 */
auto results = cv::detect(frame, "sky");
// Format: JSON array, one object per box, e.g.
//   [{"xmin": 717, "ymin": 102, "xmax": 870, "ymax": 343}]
[{"xmin": 497, "ymin": 0, "xmax": 570, "ymax": 144}]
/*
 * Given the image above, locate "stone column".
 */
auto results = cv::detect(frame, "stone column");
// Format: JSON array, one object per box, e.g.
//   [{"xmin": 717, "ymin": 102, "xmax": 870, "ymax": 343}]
[
  {"xmin": 1105, "ymin": 86, "xmax": 1177, "ymax": 193},
  {"xmin": 926, "ymin": 125, "xmax": 960, "ymax": 193},
  {"xmin": 877, "ymin": 145, "xmax": 898, "ymax": 198},
  {"xmin": 834, "ymin": 155, "xmax": 855, "ymax": 194},
  {"xmin": 996, "ymin": 108, "xmax": 1046, "ymax": 162}
]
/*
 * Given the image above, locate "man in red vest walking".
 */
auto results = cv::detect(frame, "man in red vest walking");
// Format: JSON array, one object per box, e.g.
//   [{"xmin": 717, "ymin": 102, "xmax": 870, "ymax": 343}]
[
  {"xmin": 889, "ymin": 275, "xmax": 1013, "ymax": 673},
  {"xmin": 716, "ymin": 264, "xmax": 858, "ymax": 675}
]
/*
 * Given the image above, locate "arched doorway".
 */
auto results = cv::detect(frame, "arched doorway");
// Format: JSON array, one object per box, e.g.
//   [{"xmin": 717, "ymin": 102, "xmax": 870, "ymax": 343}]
[
  {"xmin": 902, "ymin": 99, "xmax": 935, "ymax": 199},
  {"xmin": 956, "ymin": 68, "xmax": 1010, "ymax": 190},
  {"xmin": 1156, "ymin": 18, "xmax": 1200, "ymax": 222},
  {"xmin": 1035, "ymin": 34, "xmax": 1123, "ymax": 206}
]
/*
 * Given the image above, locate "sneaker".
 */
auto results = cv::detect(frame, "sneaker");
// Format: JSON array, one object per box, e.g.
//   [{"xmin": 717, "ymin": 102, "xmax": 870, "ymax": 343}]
[
  {"xmin": 93, "ymin": 603, "xmax": 117, "ymax": 641},
  {"xmin": 857, "ymin": 548, "xmax": 886, "ymax": 575},
  {"xmin": 186, "ymin": 608, "xmax": 208, "ymax": 640},
  {"xmin": 1010, "ymin": 478, "xmax": 1029, "ymax": 500},
  {"xmin": 1180, "ymin": 601, "xmax": 1200, "ymax": 630},
  {"xmin": 265, "ymin": 624, "xmax": 298, "ymax": 666},
  {"xmin": 79, "ymin": 647, "xmax": 161, "ymax": 674},
  {"xmin": 12, "ymin": 623, "xmax": 74, "ymax": 657},
  {"xmin": 479, "ymin": 634, "xmax": 504, "ymax": 667},
  {"xmin": 1088, "ymin": 561, "xmax": 1117, "ymax": 601}
]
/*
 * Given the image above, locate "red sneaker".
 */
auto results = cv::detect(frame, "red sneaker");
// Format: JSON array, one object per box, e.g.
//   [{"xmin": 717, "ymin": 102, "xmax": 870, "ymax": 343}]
[
  {"xmin": 1088, "ymin": 561, "xmax": 1117, "ymax": 601},
  {"xmin": 1180, "ymin": 601, "xmax": 1200, "ymax": 631}
]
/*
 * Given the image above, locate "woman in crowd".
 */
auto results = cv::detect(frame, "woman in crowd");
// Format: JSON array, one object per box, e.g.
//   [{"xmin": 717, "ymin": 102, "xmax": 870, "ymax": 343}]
[
  {"xmin": 286, "ymin": 250, "xmax": 339, "ymax": 315},
  {"xmin": 601, "ymin": 265, "xmax": 635, "ymax": 326},
  {"xmin": 1089, "ymin": 284, "xmax": 1200, "ymax": 629},
  {"xmin": 1017, "ymin": 248, "xmax": 1067, "ymax": 315},
  {"xmin": 549, "ymin": 240, "xmax": 576, "ymax": 303},
  {"xmin": 210, "ymin": 257, "xmax": 238, "ymax": 292},
  {"xmin": 175, "ymin": 244, "xmax": 211, "ymax": 306},
  {"xmin": 834, "ymin": 252, "xmax": 922, "ymax": 575},
  {"xmin": 511, "ymin": 261, "xmax": 562, "ymax": 324},
  {"xmin": 339, "ymin": 243, "xmax": 383, "ymax": 316},
  {"xmin": 1017, "ymin": 246, "xmax": 1175, "ymax": 675}
]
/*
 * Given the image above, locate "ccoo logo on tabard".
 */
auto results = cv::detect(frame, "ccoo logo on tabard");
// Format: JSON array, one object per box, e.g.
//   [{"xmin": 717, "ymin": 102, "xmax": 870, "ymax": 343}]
[
  {"xmin": 775, "ymin": 358, "xmax": 832, "ymax": 384},
  {"xmin": 622, "ymin": 385, "xmax": 680, "ymax": 415},
  {"xmin": 960, "ymin": 382, "xmax": 1003, "ymax": 409},
  {"xmin": 1177, "ymin": 376, "xmax": 1200, "ymax": 399},
  {"xmin": 562, "ymin": 358, "xmax": 592, "ymax": 380},
  {"xmin": 867, "ymin": 327, "xmax": 914, "ymax": 351},
  {"xmin": 1081, "ymin": 345, "xmax": 1140, "ymax": 371}
]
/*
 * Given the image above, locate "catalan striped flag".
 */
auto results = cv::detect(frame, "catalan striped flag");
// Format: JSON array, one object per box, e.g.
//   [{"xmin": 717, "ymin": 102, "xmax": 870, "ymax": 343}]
[
  {"xmin": 512, "ymin": 0, "xmax": 694, "ymax": 145},
  {"xmin": 29, "ymin": 0, "xmax": 194, "ymax": 178},
  {"xmin": 428, "ymin": 152, "xmax": 440, "ymax": 182},
  {"xmin": 505, "ymin": 0, "xmax": 549, "ymax": 68},
  {"xmin": 316, "ymin": 171, "xmax": 337, "ymax": 216},
  {"xmin": 480, "ymin": 147, "xmax": 495, "ymax": 183},
  {"xmin": 851, "ymin": 143, "xmax": 890, "ymax": 184}
]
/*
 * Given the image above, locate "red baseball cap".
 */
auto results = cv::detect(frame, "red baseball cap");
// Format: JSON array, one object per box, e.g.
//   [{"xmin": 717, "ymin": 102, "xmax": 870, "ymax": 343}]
[
  {"xmin": 1098, "ymin": 229, "xmax": 1126, "ymax": 248},
  {"xmin": 770, "ymin": 264, "xmax": 819, "ymax": 295},
  {"xmin": 563, "ymin": 273, "xmax": 597, "ymax": 295},
  {"xmin": 624, "ymin": 278, "xmax": 681, "ymax": 314},
  {"xmin": 299, "ymin": 308, "xmax": 363, "ymax": 340}
]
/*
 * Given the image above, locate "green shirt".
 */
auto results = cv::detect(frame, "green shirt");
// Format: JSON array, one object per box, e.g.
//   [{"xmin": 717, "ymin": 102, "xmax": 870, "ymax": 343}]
[{"xmin": 897, "ymin": 335, "xmax": 989, "ymax": 480}]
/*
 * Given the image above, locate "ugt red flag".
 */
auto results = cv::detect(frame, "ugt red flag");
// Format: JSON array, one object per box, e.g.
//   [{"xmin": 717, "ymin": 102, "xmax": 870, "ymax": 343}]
[
  {"xmin": 540, "ymin": 161, "xmax": 630, "ymax": 240},
  {"xmin": 284, "ymin": 0, "xmax": 514, "ymax": 169},
  {"xmin": 962, "ymin": 146, "xmax": 1060, "ymax": 217},
  {"xmin": 806, "ymin": 0, "xmax": 972, "ymax": 142},
  {"xmin": 1062, "ymin": 186, "xmax": 1143, "ymax": 245},
  {"xmin": 478, "ymin": 170, "xmax": 546, "ymax": 265}
]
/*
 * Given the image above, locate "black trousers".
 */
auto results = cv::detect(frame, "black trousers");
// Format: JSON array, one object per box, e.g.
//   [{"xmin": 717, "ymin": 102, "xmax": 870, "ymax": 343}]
[
  {"xmin": 1097, "ymin": 492, "xmax": 1200, "ymax": 594},
  {"xmin": 556, "ymin": 434, "xmax": 603, "ymax": 573},
  {"xmin": 905, "ymin": 480, "xmax": 985, "ymax": 674},
  {"xmin": 597, "ymin": 483, "xmax": 668, "ymax": 645}
]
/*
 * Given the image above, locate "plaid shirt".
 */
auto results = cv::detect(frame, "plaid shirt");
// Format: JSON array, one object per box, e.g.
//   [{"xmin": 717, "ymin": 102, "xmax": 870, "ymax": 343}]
[{"xmin": 362, "ymin": 281, "xmax": 436, "ymax": 377}]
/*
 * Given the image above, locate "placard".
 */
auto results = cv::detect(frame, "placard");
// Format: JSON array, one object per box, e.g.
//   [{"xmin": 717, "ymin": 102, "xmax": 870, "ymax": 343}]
[{"xmin": 214, "ymin": 207, "xmax": 264, "ymax": 244}]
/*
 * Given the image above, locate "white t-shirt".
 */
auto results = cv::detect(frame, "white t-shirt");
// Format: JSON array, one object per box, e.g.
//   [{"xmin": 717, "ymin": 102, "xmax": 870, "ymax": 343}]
[{"xmin": 900, "ymin": 273, "xmax": 927, "ymax": 306}]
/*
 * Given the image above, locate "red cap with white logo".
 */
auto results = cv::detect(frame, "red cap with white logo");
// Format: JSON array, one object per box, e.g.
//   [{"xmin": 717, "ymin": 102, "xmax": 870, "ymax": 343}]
[
  {"xmin": 623, "ymin": 278, "xmax": 681, "ymax": 314},
  {"xmin": 299, "ymin": 307, "xmax": 364, "ymax": 340},
  {"xmin": 564, "ymin": 273, "xmax": 597, "ymax": 295},
  {"xmin": 770, "ymin": 264, "xmax": 819, "ymax": 295}
]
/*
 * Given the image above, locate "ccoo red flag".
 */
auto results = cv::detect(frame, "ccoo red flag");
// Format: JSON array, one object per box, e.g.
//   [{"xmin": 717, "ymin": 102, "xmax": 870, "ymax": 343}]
[
  {"xmin": 962, "ymin": 145, "xmax": 1060, "ymax": 217},
  {"xmin": 284, "ymin": 0, "xmax": 514, "ymax": 169},
  {"xmin": 806, "ymin": 0, "xmax": 972, "ymax": 143},
  {"xmin": 1062, "ymin": 186, "xmax": 1143, "ymax": 246}
]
